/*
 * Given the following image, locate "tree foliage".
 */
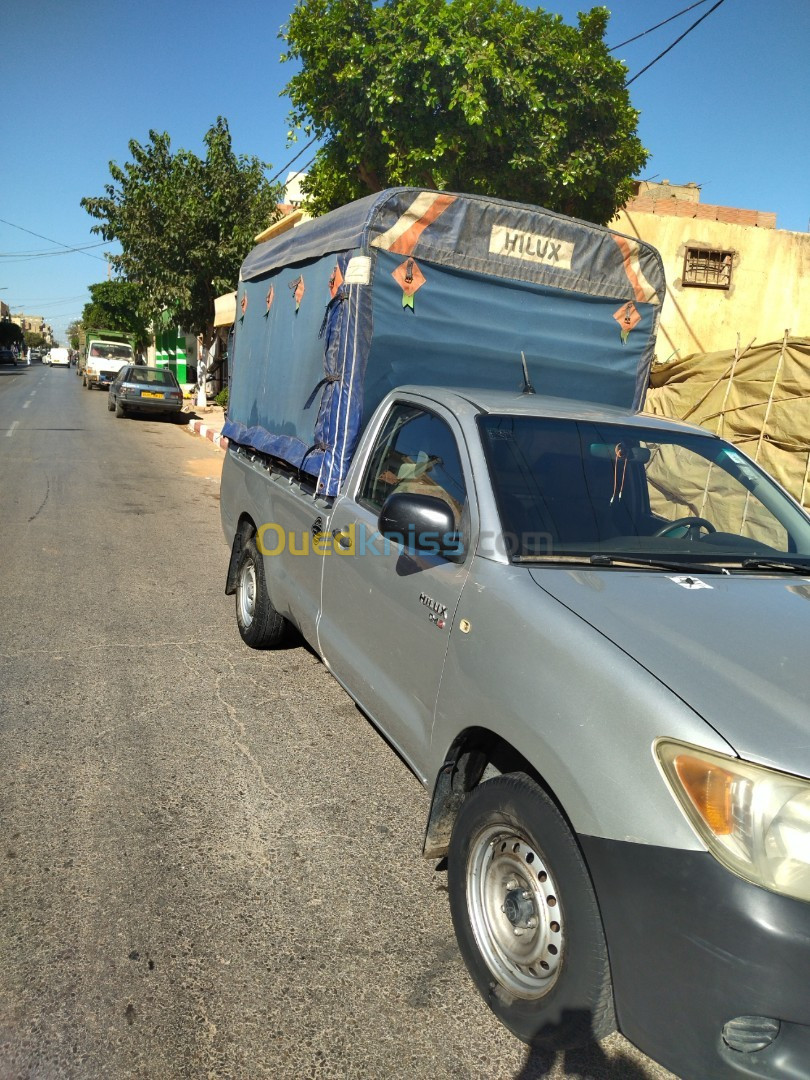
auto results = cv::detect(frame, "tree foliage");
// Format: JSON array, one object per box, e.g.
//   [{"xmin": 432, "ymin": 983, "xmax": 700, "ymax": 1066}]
[
  {"xmin": 66, "ymin": 320, "xmax": 82, "ymax": 350},
  {"xmin": 80, "ymin": 280, "xmax": 150, "ymax": 350},
  {"xmin": 23, "ymin": 330, "xmax": 48, "ymax": 350},
  {"xmin": 282, "ymin": 0, "xmax": 647, "ymax": 223},
  {"xmin": 81, "ymin": 118, "xmax": 282, "ymax": 343}
]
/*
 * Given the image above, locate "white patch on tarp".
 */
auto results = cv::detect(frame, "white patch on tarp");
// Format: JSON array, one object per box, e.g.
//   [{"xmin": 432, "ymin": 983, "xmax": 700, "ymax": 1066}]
[
  {"xmin": 670, "ymin": 575, "xmax": 714, "ymax": 590},
  {"xmin": 490, "ymin": 225, "xmax": 574, "ymax": 270},
  {"xmin": 344, "ymin": 256, "xmax": 371, "ymax": 285}
]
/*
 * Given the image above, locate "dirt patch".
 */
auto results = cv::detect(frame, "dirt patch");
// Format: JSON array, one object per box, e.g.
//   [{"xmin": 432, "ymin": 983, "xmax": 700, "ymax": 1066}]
[{"xmin": 183, "ymin": 458, "xmax": 223, "ymax": 482}]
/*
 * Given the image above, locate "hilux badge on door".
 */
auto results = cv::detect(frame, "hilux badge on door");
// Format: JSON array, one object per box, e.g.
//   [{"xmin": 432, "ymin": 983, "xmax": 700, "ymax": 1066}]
[{"xmin": 420, "ymin": 592, "xmax": 448, "ymax": 628}]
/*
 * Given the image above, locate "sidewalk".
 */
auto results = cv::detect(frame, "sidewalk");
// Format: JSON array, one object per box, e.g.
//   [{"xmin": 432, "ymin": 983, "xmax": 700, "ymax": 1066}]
[{"xmin": 182, "ymin": 403, "xmax": 229, "ymax": 452}]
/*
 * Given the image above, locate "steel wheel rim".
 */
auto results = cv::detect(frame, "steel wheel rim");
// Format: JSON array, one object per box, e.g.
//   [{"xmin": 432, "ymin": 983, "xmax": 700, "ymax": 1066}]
[
  {"xmin": 466, "ymin": 824, "xmax": 564, "ymax": 999},
  {"xmin": 237, "ymin": 560, "xmax": 257, "ymax": 627}
]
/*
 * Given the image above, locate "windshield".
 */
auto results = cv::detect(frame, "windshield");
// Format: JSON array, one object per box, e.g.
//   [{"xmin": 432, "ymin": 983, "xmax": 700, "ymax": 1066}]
[
  {"xmin": 479, "ymin": 415, "xmax": 810, "ymax": 565},
  {"xmin": 128, "ymin": 367, "xmax": 178, "ymax": 386},
  {"xmin": 90, "ymin": 343, "xmax": 132, "ymax": 361}
]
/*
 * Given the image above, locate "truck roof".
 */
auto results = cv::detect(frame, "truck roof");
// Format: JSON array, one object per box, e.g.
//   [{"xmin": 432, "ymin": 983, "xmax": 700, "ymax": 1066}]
[{"xmin": 395, "ymin": 385, "xmax": 712, "ymax": 437}]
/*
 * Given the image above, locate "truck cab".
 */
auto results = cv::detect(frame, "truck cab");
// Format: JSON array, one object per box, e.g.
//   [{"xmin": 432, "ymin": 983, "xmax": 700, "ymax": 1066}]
[{"xmin": 83, "ymin": 336, "xmax": 134, "ymax": 389}]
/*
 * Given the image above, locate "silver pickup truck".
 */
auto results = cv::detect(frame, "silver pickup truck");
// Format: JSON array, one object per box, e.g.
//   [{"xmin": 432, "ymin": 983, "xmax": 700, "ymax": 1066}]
[{"xmin": 222, "ymin": 382, "xmax": 810, "ymax": 1080}]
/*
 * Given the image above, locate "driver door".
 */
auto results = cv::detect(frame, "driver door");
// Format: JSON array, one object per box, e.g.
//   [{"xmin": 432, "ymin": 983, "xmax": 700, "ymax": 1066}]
[{"xmin": 318, "ymin": 401, "xmax": 474, "ymax": 777}]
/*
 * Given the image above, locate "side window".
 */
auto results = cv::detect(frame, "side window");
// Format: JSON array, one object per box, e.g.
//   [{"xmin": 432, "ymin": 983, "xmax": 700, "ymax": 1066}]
[{"xmin": 360, "ymin": 404, "xmax": 467, "ymax": 527}]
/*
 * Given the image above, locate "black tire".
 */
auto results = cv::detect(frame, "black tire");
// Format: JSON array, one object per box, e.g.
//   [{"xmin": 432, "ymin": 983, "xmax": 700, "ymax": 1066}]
[
  {"xmin": 235, "ymin": 536, "xmax": 287, "ymax": 648},
  {"xmin": 115, "ymin": 400, "xmax": 126, "ymax": 418},
  {"xmin": 447, "ymin": 773, "xmax": 615, "ymax": 1050},
  {"xmin": 107, "ymin": 395, "xmax": 115, "ymax": 412}
]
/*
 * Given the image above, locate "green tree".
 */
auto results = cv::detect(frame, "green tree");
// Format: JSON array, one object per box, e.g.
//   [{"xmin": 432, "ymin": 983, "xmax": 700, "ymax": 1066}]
[
  {"xmin": 66, "ymin": 320, "xmax": 82, "ymax": 350},
  {"xmin": 23, "ymin": 330, "xmax": 48, "ymax": 350},
  {"xmin": 281, "ymin": 0, "xmax": 647, "ymax": 223},
  {"xmin": 80, "ymin": 280, "xmax": 150, "ymax": 350},
  {"xmin": 81, "ymin": 117, "xmax": 282, "ymax": 346}
]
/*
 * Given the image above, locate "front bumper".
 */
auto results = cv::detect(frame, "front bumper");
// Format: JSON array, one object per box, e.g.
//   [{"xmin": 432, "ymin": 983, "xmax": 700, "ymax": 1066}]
[{"xmin": 582, "ymin": 836, "xmax": 810, "ymax": 1079}]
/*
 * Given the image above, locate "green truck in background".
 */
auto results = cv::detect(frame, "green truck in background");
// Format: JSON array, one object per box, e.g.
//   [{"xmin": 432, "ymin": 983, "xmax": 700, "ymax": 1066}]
[{"xmin": 78, "ymin": 328, "xmax": 137, "ymax": 389}]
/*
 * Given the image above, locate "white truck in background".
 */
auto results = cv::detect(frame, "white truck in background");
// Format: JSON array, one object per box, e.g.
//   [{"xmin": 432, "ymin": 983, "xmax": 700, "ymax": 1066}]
[{"xmin": 81, "ymin": 329, "xmax": 135, "ymax": 390}]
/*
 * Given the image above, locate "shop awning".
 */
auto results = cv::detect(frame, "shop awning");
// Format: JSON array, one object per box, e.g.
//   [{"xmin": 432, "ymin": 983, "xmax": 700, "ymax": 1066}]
[{"xmin": 214, "ymin": 291, "xmax": 237, "ymax": 327}]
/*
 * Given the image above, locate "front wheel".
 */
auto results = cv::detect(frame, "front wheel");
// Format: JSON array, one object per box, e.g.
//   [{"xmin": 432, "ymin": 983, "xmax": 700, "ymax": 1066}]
[
  {"xmin": 235, "ymin": 536, "xmax": 287, "ymax": 648},
  {"xmin": 447, "ymin": 773, "xmax": 614, "ymax": 1049}
]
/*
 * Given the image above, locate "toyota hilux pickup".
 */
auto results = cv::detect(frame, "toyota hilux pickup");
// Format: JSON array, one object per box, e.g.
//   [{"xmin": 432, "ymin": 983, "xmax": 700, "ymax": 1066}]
[{"xmin": 220, "ymin": 189, "xmax": 810, "ymax": 1079}]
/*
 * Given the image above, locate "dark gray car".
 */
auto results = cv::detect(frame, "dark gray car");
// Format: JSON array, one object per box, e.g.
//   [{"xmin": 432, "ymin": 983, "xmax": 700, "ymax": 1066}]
[{"xmin": 108, "ymin": 365, "xmax": 184, "ymax": 420}]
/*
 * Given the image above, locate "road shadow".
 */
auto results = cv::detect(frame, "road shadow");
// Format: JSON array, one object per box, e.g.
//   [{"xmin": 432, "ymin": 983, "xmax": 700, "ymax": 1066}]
[{"xmin": 516, "ymin": 1022, "xmax": 655, "ymax": 1080}]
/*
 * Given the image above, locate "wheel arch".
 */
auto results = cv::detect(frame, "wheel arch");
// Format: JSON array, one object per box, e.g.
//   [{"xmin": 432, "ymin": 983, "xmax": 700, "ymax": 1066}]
[
  {"xmin": 423, "ymin": 727, "xmax": 572, "ymax": 861},
  {"xmin": 225, "ymin": 513, "xmax": 258, "ymax": 594}
]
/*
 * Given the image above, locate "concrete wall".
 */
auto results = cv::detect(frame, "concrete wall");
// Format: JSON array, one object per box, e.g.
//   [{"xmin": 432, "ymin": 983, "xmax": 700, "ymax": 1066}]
[{"xmin": 612, "ymin": 207, "xmax": 810, "ymax": 363}]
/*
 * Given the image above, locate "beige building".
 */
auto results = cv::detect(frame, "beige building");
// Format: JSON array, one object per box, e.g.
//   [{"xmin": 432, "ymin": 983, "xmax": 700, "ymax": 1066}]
[
  {"xmin": 611, "ymin": 181, "xmax": 810, "ymax": 363},
  {"xmin": 10, "ymin": 312, "xmax": 53, "ymax": 344}
]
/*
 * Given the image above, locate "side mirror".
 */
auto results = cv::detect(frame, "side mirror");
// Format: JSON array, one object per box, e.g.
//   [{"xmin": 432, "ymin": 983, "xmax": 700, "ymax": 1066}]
[{"xmin": 378, "ymin": 492, "xmax": 463, "ymax": 559}]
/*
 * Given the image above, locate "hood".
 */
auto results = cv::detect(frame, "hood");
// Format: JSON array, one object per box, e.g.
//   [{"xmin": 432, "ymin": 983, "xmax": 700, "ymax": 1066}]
[{"xmin": 529, "ymin": 566, "xmax": 810, "ymax": 778}]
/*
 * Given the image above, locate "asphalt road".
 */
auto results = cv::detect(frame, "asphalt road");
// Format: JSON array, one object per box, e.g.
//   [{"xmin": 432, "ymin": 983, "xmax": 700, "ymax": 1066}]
[{"xmin": 0, "ymin": 362, "xmax": 677, "ymax": 1080}]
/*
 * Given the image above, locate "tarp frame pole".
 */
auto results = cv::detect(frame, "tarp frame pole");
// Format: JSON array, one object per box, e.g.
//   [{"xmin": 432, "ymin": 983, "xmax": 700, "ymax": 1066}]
[
  {"xmin": 800, "ymin": 450, "xmax": 810, "ymax": 513},
  {"xmin": 699, "ymin": 333, "xmax": 752, "ymax": 516},
  {"xmin": 741, "ymin": 329, "xmax": 790, "ymax": 533}
]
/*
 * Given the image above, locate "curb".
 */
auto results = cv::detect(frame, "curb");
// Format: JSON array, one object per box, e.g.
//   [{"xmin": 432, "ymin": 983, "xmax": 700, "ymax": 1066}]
[{"xmin": 186, "ymin": 417, "xmax": 229, "ymax": 452}]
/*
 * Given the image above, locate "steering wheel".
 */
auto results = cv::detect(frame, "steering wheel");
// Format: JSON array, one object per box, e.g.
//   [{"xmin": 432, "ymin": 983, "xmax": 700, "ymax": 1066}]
[{"xmin": 653, "ymin": 516, "xmax": 716, "ymax": 540}]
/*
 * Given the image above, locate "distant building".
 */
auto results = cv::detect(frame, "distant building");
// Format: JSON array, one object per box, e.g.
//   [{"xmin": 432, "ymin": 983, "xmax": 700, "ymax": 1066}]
[
  {"xmin": 9, "ymin": 312, "xmax": 53, "ymax": 344},
  {"xmin": 280, "ymin": 170, "xmax": 308, "ymax": 211},
  {"xmin": 611, "ymin": 180, "xmax": 810, "ymax": 362}
]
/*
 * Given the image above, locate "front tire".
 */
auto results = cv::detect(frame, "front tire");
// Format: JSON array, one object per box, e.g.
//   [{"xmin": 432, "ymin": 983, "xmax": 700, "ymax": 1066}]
[
  {"xmin": 447, "ymin": 773, "xmax": 614, "ymax": 1050},
  {"xmin": 235, "ymin": 536, "xmax": 287, "ymax": 648}
]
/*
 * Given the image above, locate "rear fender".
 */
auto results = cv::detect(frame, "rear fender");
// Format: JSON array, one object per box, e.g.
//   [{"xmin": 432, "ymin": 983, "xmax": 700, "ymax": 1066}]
[{"xmin": 225, "ymin": 516, "xmax": 256, "ymax": 594}]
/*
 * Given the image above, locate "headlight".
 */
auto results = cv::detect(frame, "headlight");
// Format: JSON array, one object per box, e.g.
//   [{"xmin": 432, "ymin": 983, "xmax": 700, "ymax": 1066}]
[{"xmin": 657, "ymin": 739, "xmax": 810, "ymax": 902}]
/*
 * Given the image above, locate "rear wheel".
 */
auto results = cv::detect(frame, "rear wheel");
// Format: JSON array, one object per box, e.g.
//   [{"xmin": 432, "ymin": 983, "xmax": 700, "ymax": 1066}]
[
  {"xmin": 447, "ymin": 773, "xmax": 614, "ymax": 1050},
  {"xmin": 115, "ymin": 400, "xmax": 126, "ymax": 418},
  {"xmin": 235, "ymin": 536, "xmax": 287, "ymax": 648},
  {"xmin": 107, "ymin": 395, "xmax": 115, "ymax": 411}
]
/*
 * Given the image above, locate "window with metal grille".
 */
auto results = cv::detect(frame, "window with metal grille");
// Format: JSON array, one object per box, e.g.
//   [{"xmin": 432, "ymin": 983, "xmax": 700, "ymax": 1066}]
[{"xmin": 683, "ymin": 248, "xmax": 733, "ymax": 289}]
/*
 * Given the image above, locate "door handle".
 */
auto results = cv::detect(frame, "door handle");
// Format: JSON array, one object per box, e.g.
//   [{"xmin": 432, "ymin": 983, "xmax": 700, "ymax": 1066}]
[{"xmin": 332, "ymin": 527, "xmax": 353, "ymax": 550}]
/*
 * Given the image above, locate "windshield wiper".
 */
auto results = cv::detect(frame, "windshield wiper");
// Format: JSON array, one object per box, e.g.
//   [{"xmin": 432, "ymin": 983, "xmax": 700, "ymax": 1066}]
[
  {"xmin": 739, "ymin": 559, "xmax": 810, "ymax": 575},
  {"xmin": 512, "ymin": 553, "xmax": 729, "ymax": 573},
  {"xmin": 589, "ymin": 554, "xmax": 730, "ymax": 574}
]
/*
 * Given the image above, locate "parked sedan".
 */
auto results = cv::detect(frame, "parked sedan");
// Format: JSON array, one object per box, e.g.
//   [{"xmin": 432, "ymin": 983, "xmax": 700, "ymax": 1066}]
[
  {"xmin": 108, "ymin": 365, "xmax": 184, "ymax": 420},
  {"xmin": 0, "ymin": 345, "xmax": 21, "ymax": 366}
]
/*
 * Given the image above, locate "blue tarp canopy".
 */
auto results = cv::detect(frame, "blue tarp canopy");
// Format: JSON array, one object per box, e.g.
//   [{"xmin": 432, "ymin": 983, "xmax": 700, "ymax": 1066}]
[{"xmin": 224, "ymin": 188, "xmax": 665, "ymax": 496}]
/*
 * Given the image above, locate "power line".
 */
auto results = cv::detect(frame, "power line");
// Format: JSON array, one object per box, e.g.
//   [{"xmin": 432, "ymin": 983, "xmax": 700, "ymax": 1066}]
[
  {"xmin": 294, "ymin": 155, "xmax": 318, "ymax": 178},
  {"xmin": 610, "ymin": 0, "xmax": 712, "ymax": 51},
  {"xmin": 626, "ymin": 0, "xmax": 727, "ymax": 86},
  {"xmin": 0, "ymin": 242, "xmax": 108, "ymax": 259},
  {"xmin": 0, "ymin": 216, "xmax": 108, "ymax": 262},
  {"xmin": 267, "ymin": 135, "xmax": 319, "ymax": 186}
]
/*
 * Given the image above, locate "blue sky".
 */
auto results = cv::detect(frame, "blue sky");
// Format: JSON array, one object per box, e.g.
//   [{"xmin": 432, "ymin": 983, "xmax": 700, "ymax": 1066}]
[{"xmin": 2, "ymin": 0, "xmax": 808, "ymax": 342}]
